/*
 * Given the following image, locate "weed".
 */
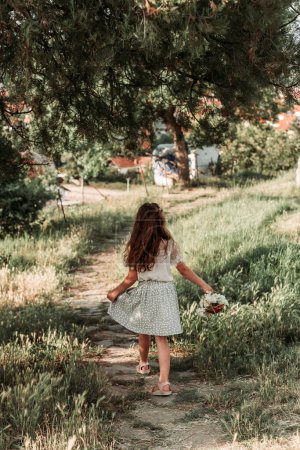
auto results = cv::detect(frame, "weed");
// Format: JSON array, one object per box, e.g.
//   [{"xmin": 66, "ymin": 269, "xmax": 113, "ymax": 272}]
[
  {"xmin": 173, "ymin": 388, "xmax": 207, "ymax": 404},
  {"xmin": 132, "ymin": 419, "xmax": 164, "ymax": 432},
  {"xmin": 182, "ymin": 405, "xmax": 216, "ymax": 421}
]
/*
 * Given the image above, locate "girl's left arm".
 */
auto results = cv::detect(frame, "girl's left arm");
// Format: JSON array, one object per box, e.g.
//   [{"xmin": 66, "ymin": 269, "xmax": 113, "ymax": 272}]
[
  {"xmin": 175, "ymin": 262, "xmax": 214, "ymax": 293},
  {"xmin": 107, "ymin": 268, "xmax": 138, "ymax": 302}
]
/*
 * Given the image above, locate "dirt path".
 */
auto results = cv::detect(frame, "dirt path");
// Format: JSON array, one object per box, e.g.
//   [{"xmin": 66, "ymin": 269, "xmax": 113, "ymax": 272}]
[{"xmin": 64, "ymin": 191, "xmax": 233, "ymax": 450}]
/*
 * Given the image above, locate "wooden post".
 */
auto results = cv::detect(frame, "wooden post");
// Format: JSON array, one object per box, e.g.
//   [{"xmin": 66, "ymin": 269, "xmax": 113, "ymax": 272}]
[
  {"xmin": 57, "ymin": 188, "xmax": 67, "ymax": 224},
  {"xmin": 80, "ymin": 177, "xmax": 84, "ymax": 205},
  {"xmin": 140, "ymin": 166, "xmax": 149, "ymax": 196}
]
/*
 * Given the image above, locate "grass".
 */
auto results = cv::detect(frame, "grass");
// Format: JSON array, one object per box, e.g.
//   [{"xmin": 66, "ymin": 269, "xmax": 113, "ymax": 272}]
[
  {"xmin": 0, "ymin": 182, "xmax": 200, "ymax": 448},
  {"xmin": 0, "ymin": 200, "xmax": 140, "ymax": 449},
  {"xmin": 212, "ymin": 348, "xmax": 300, "ymax": 440},
  {"xmin": 181, "ymin": 404, "xmax": 216, "ymax": 422},
  {"xmin": 0, "ymin": 207, "xmax": 130, "ymax": 308},
  {"xmin": 167, "ymin": 171, "xmax": 300, "ymax": 442},
  {"xmin": 227, "ymin": 435, "xmax": 300, "ymax": 450},
  {"xmin": 173, "ymin": 388, "xmax": 207, "ymax": 404},
  {"xmin": 0, "ymin": 325, "xmax": 113, "ymax": 449},
  {"xmin": 132, "ymin": 419, "xmax": 164, "ymax": 431},
  {"xmin": 1, "ymin": 170, "xmax": 300, "ymax": 447}
]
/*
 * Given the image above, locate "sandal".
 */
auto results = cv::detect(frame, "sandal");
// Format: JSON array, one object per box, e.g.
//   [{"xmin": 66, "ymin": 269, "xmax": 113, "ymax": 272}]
[
  {"xmin": 150, "ymin": 381, "xmax": 172, "ymax": 396},
  {"xmin": 136, "ymin": 362, "xmax": 151, "ymax": 375}
]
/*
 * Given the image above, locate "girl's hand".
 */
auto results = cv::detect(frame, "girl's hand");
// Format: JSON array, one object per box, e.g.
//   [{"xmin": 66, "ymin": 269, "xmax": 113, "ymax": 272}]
[
  {"xmin": 107, "ymin": 290, "xmax": 119, "ymax": 303},
  {"xmin": 204, "ymin": 287, "xmax": 215, "ymax": 294}
]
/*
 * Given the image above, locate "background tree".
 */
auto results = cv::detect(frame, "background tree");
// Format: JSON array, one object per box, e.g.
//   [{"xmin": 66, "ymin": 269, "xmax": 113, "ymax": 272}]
[
  {"xmin": 1, "ymin": 0, "xmax": 299, "ymax": 185},
  {"xmin": 219, "ymin": 120, "xmax": 300, "ymax": 178}
]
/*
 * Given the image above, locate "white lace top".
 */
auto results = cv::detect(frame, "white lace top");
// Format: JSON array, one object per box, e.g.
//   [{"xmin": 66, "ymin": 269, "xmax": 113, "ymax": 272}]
[{"xmin": 128, "ymin": 238, "xmax": 183, "ymax": 282}]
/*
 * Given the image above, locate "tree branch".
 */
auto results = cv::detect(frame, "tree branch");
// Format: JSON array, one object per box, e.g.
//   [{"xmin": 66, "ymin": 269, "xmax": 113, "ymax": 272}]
[{"xmin": 279, "ymin": 14, "xmax": 299, "ymax": 30}]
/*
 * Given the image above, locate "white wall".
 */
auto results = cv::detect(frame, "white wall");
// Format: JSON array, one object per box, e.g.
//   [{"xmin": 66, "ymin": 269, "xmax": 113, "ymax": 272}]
[{"xmin": 188, "ymin": 146, "xmax": 219, "ymax": 177}]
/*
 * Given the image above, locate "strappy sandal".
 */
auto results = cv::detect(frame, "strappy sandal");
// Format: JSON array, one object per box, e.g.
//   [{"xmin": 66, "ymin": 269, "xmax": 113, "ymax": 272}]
[
  {"xmin": 150, "ymin": 381, "xmax": 172, "ymax": 396},
  {"xmin": 136, "ymin": 362, "xmax": 151, "ymax": 375}
]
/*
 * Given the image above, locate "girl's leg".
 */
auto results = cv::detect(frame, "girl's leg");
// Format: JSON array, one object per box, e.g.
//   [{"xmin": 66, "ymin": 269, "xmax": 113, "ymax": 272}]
[
  {"xmin": 155, "ymin": 335, "xmax": 171, "ymax": 392},
  {"xmin": 138, "ymin": 334, "xmax": 151, "ymax": 371}
]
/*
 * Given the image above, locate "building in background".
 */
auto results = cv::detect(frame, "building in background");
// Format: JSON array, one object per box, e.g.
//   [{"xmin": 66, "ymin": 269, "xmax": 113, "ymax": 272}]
[
  {"xmin": 188, "ymin": 145, "xmax": 219, "ymax": 178},
  {"xmin": 270, "ymin": 105, "xmax": 300, "ymax": 133},
  {"xmin": 151, "ymin": 143, "xmax": 219, "ymax": 186}
]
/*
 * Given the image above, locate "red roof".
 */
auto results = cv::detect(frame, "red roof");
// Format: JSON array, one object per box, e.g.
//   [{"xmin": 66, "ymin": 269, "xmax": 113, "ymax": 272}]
[
  {"xmin": 274, "ymin": 105, "xmax": 300, "ymax": 131},
  {"xmin": 111, "ymin": 157, "xmax": 152, "ymax": 168},
  {"xmin": 110, "ymin": 157, "xmax": 136, "ymax": 168},
  {"xmin": 134, "ymin": 157, "xmax": 152, "ymax": 167}
]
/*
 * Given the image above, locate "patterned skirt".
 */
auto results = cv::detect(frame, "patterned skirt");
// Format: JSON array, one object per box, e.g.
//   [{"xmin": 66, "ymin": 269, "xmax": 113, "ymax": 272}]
[{"xmin": 108, "ymin": 280, "xmax": 182, "ymax": 336}]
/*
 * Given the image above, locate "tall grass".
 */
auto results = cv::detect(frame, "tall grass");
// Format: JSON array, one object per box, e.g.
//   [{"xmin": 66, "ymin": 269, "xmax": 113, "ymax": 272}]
[
  {"xmin": 0, "ymin": 203, "xmax": 135, "ymax": 307},
  {"xmin": 0, "ymin": 202, "xmax": 137, "ymax": 449},
  {"xmin": 0, "ymin": 185, "xmax": 191, "ymax": 448},
  {"xmin": 0, "ymin": 328, "xmax": 112, "ymax": 449},
  {"xmin": 172, "ymin": 192, "xmax": 300, "ymax": 371},
  {"xmin": 1, "ymin": 172, "xmax": 299, "ymax": 446},
  {"xmin": 169, "ymin": 172, "xmax": 300, "ymax": 441}
]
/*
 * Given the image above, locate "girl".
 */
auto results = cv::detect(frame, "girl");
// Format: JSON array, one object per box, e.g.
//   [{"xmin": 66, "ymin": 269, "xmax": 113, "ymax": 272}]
[{"xmin": 107, "ymin": 202, "xmax": 214, "ymax": 396}]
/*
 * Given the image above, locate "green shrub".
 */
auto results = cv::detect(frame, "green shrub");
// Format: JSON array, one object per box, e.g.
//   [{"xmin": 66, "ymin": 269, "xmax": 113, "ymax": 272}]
[
  {"xmin": 0, "ymin": 178, "xmax": 55, "ymax": 237},
  {"xmin": 219, "ymin": 122, "xmax": 299, "ymax": 177},
  {"xmin": 0, "ymin": 135, "xmax": 25, "ymax": 184}
]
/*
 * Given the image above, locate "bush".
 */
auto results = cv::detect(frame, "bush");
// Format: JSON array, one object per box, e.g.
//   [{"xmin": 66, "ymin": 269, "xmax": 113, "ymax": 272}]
[
  {"xmin": 220, "ymin": 122, "xmax": 299, "ymax": 177},
  {"xmin": 0, "ymin": 135, "xmax": 25, "ymax": 184},
  {"xmin": 0, "ymin": 178, "xmax": 55, "ymax": 237}
]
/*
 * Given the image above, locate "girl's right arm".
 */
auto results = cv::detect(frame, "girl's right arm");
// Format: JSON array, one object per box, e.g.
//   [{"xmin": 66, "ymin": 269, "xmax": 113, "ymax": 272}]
[
  {"xmin": 175, "ymin": 261, "xmax": 214, "ymax": 293},
  {"xmin": 107, "ymin": 267, "xmax": 137, "ymax": 302}
]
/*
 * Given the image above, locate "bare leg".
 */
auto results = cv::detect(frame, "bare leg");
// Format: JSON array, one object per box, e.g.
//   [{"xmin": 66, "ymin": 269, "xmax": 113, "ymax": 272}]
[
  {"xmin": 155, "ymin": 335, "xmax": 171, "ymax": 392},
  {"xmin": 138, "ymin": 334, "xmax": 151, "ymax": 371}
]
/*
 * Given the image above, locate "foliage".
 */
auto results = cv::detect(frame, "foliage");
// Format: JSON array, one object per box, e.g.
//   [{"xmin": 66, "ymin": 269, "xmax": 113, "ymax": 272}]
[
  {"xmin": 0, "ymin": 134, "xmax": 25, "ymax": 185},
  {"xmin": 0, "ymin": 177, "xmax": 55, "ymax": 237},
  {"xmin": 0, "ymin": 128, "xmax": 57, "ymax": 237},
  {"xmin": 1, "ymin": 1, "xmax": 299, "ymax": 163},
  {"xmin": 62, "ymin": 143, "xmax": 113, "ymax": 181},
  {"xmin": 219, "ymin": 121, "xmax": 300, "ymax": 177}
]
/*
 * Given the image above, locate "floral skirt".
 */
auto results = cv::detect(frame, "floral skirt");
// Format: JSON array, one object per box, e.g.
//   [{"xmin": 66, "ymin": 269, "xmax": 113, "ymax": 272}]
[{"xmin": 108, "ymin": 280, "xmax": 182, "ymax": 336}]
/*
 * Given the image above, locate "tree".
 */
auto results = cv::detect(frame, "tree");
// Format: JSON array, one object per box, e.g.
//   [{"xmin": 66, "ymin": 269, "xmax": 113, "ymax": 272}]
[
  {"xmin": 219, "ymin": 120, "xmax": 300, "ymax": 177},
  {"xmin": 1, "ymin": 1, "xmax": 299, "ymax": 185}
]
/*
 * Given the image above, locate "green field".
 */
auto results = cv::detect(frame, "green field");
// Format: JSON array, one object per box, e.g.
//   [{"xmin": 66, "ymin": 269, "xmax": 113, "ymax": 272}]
[{"xmin": 0, "ymin": 172, "xmax": 299, "ymax": 448}]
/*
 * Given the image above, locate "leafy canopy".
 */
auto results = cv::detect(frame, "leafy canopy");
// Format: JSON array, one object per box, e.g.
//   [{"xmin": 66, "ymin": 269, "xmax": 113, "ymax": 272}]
[{"xmin": 0, "ymin": 0, "xmax": 299, "ymax": 151}]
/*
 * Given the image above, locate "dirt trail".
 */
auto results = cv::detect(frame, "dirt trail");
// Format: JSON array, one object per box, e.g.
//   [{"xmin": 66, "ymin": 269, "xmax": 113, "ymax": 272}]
[{"xmin": 64, "ymin": 191, "xmax": 233, "ymax": 450}]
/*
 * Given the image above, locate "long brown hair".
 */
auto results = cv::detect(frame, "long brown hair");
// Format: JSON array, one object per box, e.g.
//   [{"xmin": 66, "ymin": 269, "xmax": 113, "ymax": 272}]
[{"xmin": 124, "ymin": 202, "xmax": 173, "ymax": 272}]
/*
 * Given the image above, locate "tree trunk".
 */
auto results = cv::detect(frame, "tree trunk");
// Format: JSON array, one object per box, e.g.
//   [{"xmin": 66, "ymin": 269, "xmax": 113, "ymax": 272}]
[{"xmin": 164, "ymin": 106, "xmax": 190, "ymax": 187}]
